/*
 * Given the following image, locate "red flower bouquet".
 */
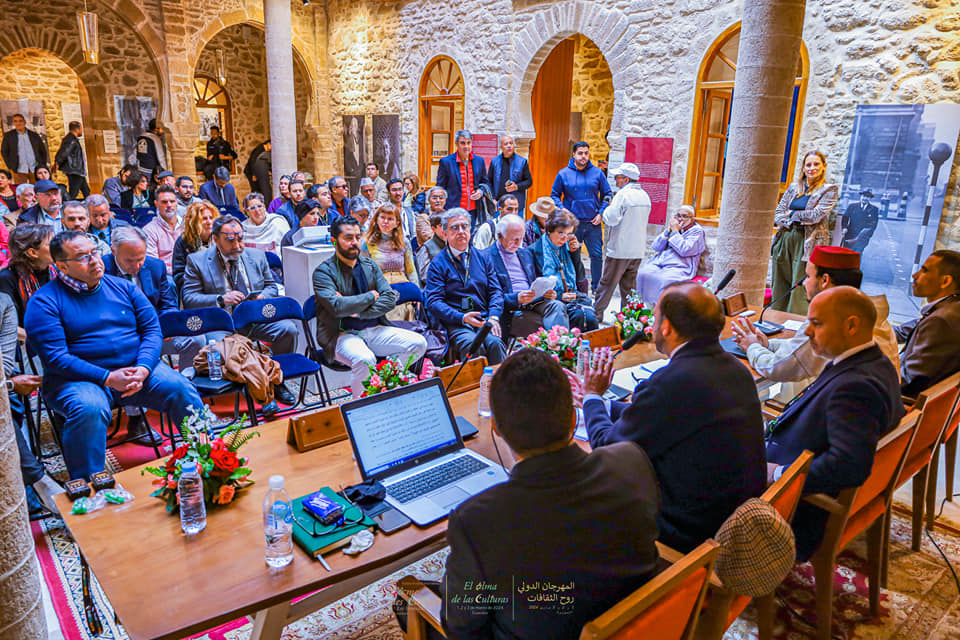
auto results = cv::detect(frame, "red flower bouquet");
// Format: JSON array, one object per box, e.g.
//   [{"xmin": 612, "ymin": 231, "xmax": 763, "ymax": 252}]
[
  {"xmin": 615, "ymin": 294, "xmax": 654, "ymax": 343},
  {"xmin": 361, "ymin": 355, "xmax": 420, "ymax": 396},
  {"xmin": 519, "ymin": 326, "xmax": 584, "ymax": 371}
]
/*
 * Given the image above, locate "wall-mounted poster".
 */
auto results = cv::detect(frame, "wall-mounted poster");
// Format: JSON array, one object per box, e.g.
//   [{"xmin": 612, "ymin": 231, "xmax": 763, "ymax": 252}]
[
  {"xmin": 113, "ymin": 96, "xmax": 157, "ymax": 165},
  {"xmin": 624, "ymin": 137, "xmax": 674, "ymax": 225},
  {"xmin": 0, "ymin": 99, "xmax": 46, "ymax": 141},
  {"xmin": 472, "ymin": 134, "xmax": 499, "ymax": 172},
  {"xmin": 61, "ymin": 102, "xmax": 89, "ymax": 176},
  {"xmin": 197, "ymin": 107, "xmax": 221, "ymax": 140},
  {"xmin": 342, "ymin": 115, "xmax": 366, "ymax": 194},
  {"xmin": 838, "ymin": 104, "xmax": 960, "ymax": 323},
  {"xmin": 372, "ymin": 115, "xmax": 401, "ymax": 182}
]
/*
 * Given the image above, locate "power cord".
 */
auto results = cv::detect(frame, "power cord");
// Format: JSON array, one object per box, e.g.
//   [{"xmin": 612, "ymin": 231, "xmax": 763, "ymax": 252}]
[{"xmin": 924, "ymin": 528, "xmax": 960, "ymax": 594}]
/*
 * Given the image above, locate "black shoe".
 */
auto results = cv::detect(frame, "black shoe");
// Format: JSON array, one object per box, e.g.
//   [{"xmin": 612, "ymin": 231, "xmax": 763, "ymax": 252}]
[
  {"xmin": 261, "ymin": 400, "xmax": 279, "ymax": 417},
  {"xmin": 274, "ymin": 383, "xmax": 297, "ymax": 406},
  {"xmin": 126, "ymin": 414, "xmax": 165, "ymax": 447}
]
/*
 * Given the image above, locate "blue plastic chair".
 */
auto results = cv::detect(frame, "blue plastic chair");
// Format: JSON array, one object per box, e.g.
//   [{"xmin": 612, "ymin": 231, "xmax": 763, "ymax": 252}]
[
  {"xmin": 301, "ymin": 295, "xmax": 352, "ymax": 404},
  {"xmin": 220, "ymin": 206, "xmax": 246, "ymax": 221},
  {"xmin": 110, "ymin": 207, "xmax": 136, "ymax": 225},
  {"xmin": 265, "ymin": 251, "xmax": 284, "ymax": 284},
  {"xmin": 232, "ymin": 297, "xmax": 325, "ymax": 412},
  {"xmin": 133, "ymin": 208, "xmax": 157, "ymax": 228}
]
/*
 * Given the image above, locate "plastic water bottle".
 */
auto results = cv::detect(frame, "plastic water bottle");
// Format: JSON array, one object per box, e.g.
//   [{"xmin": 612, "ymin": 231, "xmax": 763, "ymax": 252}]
[
  {"xmin": 178, "ymin": 461, "xmax": 206, "ymax": 535},
  {"xmin": 263, "ymin": 475, "xmax": 294, "ymax": 568},
  {"xmin": 478, "ymin": 366, "xmax": 494, "ymax": 418},
  {"xmin": 206, "ymin": 339, "xmax": 222, "ymax": 381},
  {"xmin": 576, "ymin": 339, "xmax": 592, "ymax": 382}
]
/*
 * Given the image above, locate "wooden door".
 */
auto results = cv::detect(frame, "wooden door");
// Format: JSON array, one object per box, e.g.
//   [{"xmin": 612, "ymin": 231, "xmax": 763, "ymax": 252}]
[
  {"xmin": 528, "ymin": 38, "xmax": 575, "ymax": 214},
  {"xmin": 693, "ymin": 89, "xmax": 731, "ymax": 218},
  {"xmin": 422, "ymin": 101, "xmax": 455, "ymax": 185}
]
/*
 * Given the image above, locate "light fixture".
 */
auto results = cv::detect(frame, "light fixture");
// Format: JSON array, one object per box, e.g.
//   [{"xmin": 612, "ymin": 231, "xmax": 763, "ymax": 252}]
[
  {"xmin": 302, "ymin": 0, "xmax": 310, "ymax": 5},
  {"xmin": 77, "ymin": 1, "xmax": 99, "ymax": 65},
  {"xmin": 215, "ymin": 48, "xmax": 227, "ymax": 86}
]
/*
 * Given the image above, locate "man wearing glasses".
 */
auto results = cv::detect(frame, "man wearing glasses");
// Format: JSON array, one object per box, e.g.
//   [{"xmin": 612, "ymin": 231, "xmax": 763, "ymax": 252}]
[
  {"xmin": 633, "ymin": 205, "xmax": 706, "ymax": 306},
  {"xmin": 24, "ymin": 230, "xmax": 204, "ymax": 480},
  {"xmin": 327, "ymin": 176, "xmax": 353, "ymax": 220},
  {"xmin": 181, "ymin": 215, "xmax": 298, "ymax": 406}
]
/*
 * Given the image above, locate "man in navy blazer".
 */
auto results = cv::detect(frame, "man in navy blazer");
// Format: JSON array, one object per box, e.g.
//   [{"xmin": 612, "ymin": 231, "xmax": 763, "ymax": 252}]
[
  {"xmin": 583, "ymin": 282, "xmax": 767, "ymax": 552},
  {"xmin": 765, "ymin": 286, "xmax": 904, "ymax": 560},
  {"xmin": 424, "ymin": 208, "xmax": 507, "ymax": 364},
  {"xmin": 435, "ymin": 130, "xmax": 489, "ymax": 222},
  {"xmin": 198, "ymin": 166, "xmax": 239, "ymax": 209},
  {"xmin": 103, "ymin": 225, "xmax": 177, "ymax": 314},
  {"xmin": 484, "ymin": 214, "xmax": 568, "ymax": 336}
]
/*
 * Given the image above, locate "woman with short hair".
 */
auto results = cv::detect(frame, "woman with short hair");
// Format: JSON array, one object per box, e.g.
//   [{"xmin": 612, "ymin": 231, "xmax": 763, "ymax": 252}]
[
  {"xmin": 529, "ymin": 209, "xmax": 598, "ymax": 332},
  {"xmin": 242, "ymin": 192, "xmax": 289, "ymax": 254}
]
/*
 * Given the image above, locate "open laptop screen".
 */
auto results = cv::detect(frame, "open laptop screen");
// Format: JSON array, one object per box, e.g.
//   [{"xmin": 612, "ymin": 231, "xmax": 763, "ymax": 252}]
[{"xmin": 342, "ymin": 380, "xmax": 460, "ymax": 478}]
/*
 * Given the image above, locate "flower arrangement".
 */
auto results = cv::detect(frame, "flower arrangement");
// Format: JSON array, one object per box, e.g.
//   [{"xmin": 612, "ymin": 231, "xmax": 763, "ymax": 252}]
[
  {"xmin": 519, "ymin": 325, "xmax": 584, "ymax": 371},
  {"xmin": 616, "ymin": 293, "xmax": 654, "ymax": 343},
  {"xmin": 361, "ymin": 355, "xmax": 420, "ymax": 396},
  {"xmin": 143, "ymin": 406, "xmax": 258, "ymax": 513}
]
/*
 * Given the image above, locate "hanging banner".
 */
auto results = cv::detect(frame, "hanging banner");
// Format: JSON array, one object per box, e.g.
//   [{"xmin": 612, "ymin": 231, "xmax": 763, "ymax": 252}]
[{"xmin": 624, "ymin": 137, "xmax": 674, "ymax": 225}]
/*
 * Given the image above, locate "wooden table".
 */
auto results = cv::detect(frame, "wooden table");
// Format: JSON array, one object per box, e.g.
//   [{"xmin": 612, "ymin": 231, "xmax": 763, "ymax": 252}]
[{"xmin": 54, "ymin": 308, "xmax": 801, "ymax": 640}]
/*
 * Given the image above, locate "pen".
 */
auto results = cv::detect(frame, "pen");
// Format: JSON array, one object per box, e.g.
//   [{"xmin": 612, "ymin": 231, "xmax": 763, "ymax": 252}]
[{"xmin": 317, "ymin": 554, "xmax": 332, "ymax": 571}]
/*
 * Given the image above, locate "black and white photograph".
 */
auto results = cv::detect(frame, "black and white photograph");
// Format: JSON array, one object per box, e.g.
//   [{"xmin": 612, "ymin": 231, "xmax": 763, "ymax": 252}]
[
  {"xmin": 342, "ymin": 114, "xmax": 365, "ymax": 194},
  {"xmin": 372, "ymin": 114, "xmax": 401, "ymax": 182},
  {"xmin": 113, "ymin": 95, "xmax": 158, "ymax": 166}
]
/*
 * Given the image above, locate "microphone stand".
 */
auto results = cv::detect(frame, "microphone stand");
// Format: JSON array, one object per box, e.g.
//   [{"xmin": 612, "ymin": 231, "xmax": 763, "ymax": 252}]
[
  {"xmin": 445, "ymin": 353, "xmax": 476, "ymax": 393},
  {"xmin": 754, "ymin": 276, "xmax": 806, "ymax": 335}
]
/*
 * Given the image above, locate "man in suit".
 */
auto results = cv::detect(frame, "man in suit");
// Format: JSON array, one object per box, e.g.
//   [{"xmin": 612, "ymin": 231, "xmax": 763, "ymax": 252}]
[
  {"xmin": 1, "ymin": 113, "xmax": 49, "ymax": 183},
  {"xmin": 487, "ymin": 135, "xmax": 533, "ymax": 210},
  {"xmin": 199, "ymin": 166, "xmax": 239, "ymax": 210},
  {"xmin": 841, "ymin": 190, "xmax": 879, "ymax": 254},
  {"xmin": 484, "ymin": 213, "xmax": 567, "ymax": 336},
  {"xmin": 437, "ymin": 348, "xmax": 660, "ymax": 638},
  {"xmin": 435, "ymin": 130, "xmax": 489, "ymax": 225},
  {"xmin": 424, "ymin": 208, "xmax": 507, "ymax": 365},
  {"xmin": 583, "ymin": 281, "xmax": 767, "ymax": 552},
  {"xmin": 181, "ymin": 214, "xmax": 298, "ymax": 405},
  {"xmin": 896, "ymin": 250, "xmax": 960, "ymax": 398},
  {"xmin": 765, "ymin": 286, "xmax": 905, "ymax": 559},
  {"xmin": 18, "ymin": 179, "xmax": 63, "ymax": 233}
]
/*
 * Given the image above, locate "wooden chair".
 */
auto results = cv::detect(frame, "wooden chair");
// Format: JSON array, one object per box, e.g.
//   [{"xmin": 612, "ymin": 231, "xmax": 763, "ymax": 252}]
[
  {"xmin": 799, "ymin": 412, "xmax": 918, "ymax": 640},
  {"xmin": 583, "ymin": 325, "xmax": 620, "ymax": 349},
  {"xmin": 396, "ymin": 540, "xmax": 720, "ymax": 640},
  {"xmin": 924, "ymin": 373, "xmax": 960, "ymax": 530},
  {"xmin": 436, "ymin": 357, "xmax": 488, "ymax": 396}
]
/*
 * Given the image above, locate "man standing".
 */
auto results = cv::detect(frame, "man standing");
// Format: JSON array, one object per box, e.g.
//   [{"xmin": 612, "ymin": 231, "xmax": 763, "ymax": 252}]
[
  {"xmin": 312, "ymin": 216, "xmax": 427, "ymax": 397},
  {"xmin": 203, "ymin": 126, "xmax": 237, "ymax": 181},
  {"xmin": 53, "ymin": 122, "xmax": 89, "ymax": 200},
  {"xmin": 896, "ymin": 250, "xmax": 960, "ymax": 398},
  {"xmin": 551, "ymin": 141, "xmax": 612, "ymax": 292},
  {"xmin": 18, "ymin": 179, "xmax": 63, "ymax": 233},
  {"xmin": 25, "ymin": 231, "xmax": 204, "ymax": 479},
  {"xmin": 142, "ymin": 185, "xmax": 182, "ymax": 275},
  {"xmin": 136, "ymin": 119, "xmax": 167, "ymax": 175},
  {"xmin": 594, "ymin": 162, "xmax": 651, "ymax": 321},
  {"xmin": 436, "ymin": 130, "xmax": 489, "ymax": 226},
  {"xmin": 243, "ymin": 140, "xmax": 271, "ymax": 197},
  {"xmin": 386, "ymin": 178, "xmax": 416, "ymax": 244},
  {"xmin": 424, "ymin": 208, "xmax": 507, "ymax": 364},
  {"xmin": 765, "ymin": 286, "xmax": 904, "ymax": 560},
  {"xmin": 199, "ymin": 166, "xmax": 239, "ymax": 210},
  {"xmin": 175, "ymin": 175, "xmax": 202, "ymax": 220},
  {"xmin": 583, "ymin": 282, "xmax": 766, "ymax": 552},
  {"xmin": 365, "ymin": 162, "xmax": 388, "ymax": 203},
  {"xmin": 86, "ymin": 194, "xmax": 128, "ymax": 249},
  {"xmin": 327, "ymin": 176, "xmax": 353, "ymax": 220},
  {"xmin": 841, "ymin": 190, "xmax": 879, "ymax": 254},
  {"xmin": 487, "ymin": 134, "xmax": 532, "ymax": 210},
  {"xmin": 1, "ymin": 113, "xmax": 48, "ymax": 183}
]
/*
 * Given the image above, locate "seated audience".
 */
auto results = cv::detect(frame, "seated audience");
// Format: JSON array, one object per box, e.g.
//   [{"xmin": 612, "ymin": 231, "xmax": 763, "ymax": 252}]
[
  {"xmin": 119, "ymin": 170, "xmax": 152, "ymax": 209},
  {"xmin": 438, "ymin": 348, "xmax": 660, "ymax": 638},
  {"xmin": 362, "ymin": 204, "xmax": 418, "ymax": 321},
  {"xmin": 172, "ymin": 200, "xmax": 217, "ymax": 291},
  {"xmin": 350, "ymin": 196, "xmax": 372, "ymax": 231},
  {"xmin": 198, "ymin": 166, "xmax": 239, "ymax": 210},
  {"xmin": 312, "ymin": 216, "xmax": 427, "ymax": 398},
  {"xmin": 156, "ymin": 170, "xmax": 176, "ymax": 188},
  {"xmin": 328, "ymin": 175, "xmax": 352, "ymax": 219},
  {"xmin": 19, "ymin": 179, "xmax": 63, "ymax": 233},
  {"xmin": 424, "ymin": 208, "xmax": 507, "ymax": 364},
  {"xmin": 0, "ymin": 223, "xmax": 54, "ymax": 324},
  {"xmin": 61, "ymin": 200, "xmax": 110, "ymax": 255},
  {"xmin": 583, "ymin": 282, "xmax": 766, "ymax": 552},
  {"xmin": 242, "ymin": 192, "xmax": 290, "ymax": 254},
  {"xmin": 415, "ymin": 212, "xmax": 445, "ymax": 284},
  {"xmin": 386, "ymin": 178, "xmax": 416, "ymax": 244},
  {"xmin": 175, "ymin": 175, "xmax": 202, "ymax": 221},
  {"xmin": 402, "ymin": 173, "xmax": 426, "ymax": 215},
  {"xmin": 10, "ymin": 183, "xmax": 36, "ymax": 226},
  {"xmin": 142, "ymin": 185, "xmax": 182, "ymax": 275},
  {"xmin": 181, "ymin": 215, "xmax": 298, "ymax": 406},
  {"xmin": 356, "ymin": 178, "xmax": 382, "ymax": 215},
  {"xmin": 25, "ymin": 231, "xmax": 204, "ymax": 480},
  {"xmin": 529, "ymin": 209, "xmax": 598, "ymax": 332},
  {"xmin": 86, "ymin": 193, "xmax": 128, "ymax": 249},
  {"xmin": 102, "ymin": 164, "xmax": 136, "ymax": 206},
  {"xmin": 765, "ymin": 286, "xmax": 905, "ymax": 560},
  {"xmin": 472, "ymin": 193, "xmax": 518, "ymax": 251},
  {"xmin": 634, "ymin": 205, "xmax": 706, "ymax": 306},
  {"xmin": 0, "ymin": 169, "xmax": 17, "ymax": 212},
  {"xmin": 523, "ymin": 196, "xmax": 554, "ymax": 247},
  {"xmin": 276, "ymin": 179, "xmax": 307, "ymax": 230},
  {"xmin": 415, "ymin": 186, "xmax": 446, "ymax": 246},
  {"xmin": 896, "ymin": 249, "xmax": 960, "ymax": 398},
  {"xmin": 34, "ymin": 166, "xmax": 68, "ymax": 202},
  {"xmin": 281, "ymin": 199, "xmax": 324, "ymax": 248},
  {"xmin": 267, "ymin": 174, "xmax": 291, "ymax": 213},
  {"xmin": 486, "ymin": 213, "xmax": 568, "ymax": 335}
]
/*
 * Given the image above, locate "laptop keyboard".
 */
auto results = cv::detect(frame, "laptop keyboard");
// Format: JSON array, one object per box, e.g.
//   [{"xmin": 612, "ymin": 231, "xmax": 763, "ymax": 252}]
[{"xmin": 387, "ymin": 456, "xmax": 490, "ymax": 503}]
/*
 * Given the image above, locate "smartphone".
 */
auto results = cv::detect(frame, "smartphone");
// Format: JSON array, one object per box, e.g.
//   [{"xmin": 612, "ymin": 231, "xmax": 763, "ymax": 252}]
[
  {"xmin": 374, "ymin": 507, "xmax": 411, "ymax": 534},
  {"xmin": 245, "ymin": 290, "xmax": 263, "ymax": 300}
]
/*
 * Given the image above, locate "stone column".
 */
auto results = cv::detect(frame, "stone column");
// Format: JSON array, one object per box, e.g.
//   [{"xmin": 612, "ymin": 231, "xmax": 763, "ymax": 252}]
[
  {"xmin": 264, "ymin": 0, "xmax": 298, "ymax": 196},
  {"xmin": 713, "ymin": 0, "xmax": 807, "ymax": 306},
  {"xmin": 0, "ymin": 354, "xmax": 48, "ymax": 639}
]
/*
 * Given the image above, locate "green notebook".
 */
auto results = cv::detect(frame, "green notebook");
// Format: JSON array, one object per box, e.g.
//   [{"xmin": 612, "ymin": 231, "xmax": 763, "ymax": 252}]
[{"xmin": 291, "ymin": 487, "xmax": 375, "ymax": 559}]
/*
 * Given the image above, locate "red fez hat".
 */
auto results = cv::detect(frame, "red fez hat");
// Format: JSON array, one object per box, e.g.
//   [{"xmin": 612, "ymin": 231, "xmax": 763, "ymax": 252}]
[{"xmin": 810, "ymin": 246, "xmax": 860, "ymax": 270}]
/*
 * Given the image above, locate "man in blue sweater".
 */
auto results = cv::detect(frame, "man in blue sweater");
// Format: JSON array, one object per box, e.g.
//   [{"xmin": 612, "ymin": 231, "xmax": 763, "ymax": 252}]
[
  {"xmin": 25, "ymin": 230, "xmax": 204, "ymax": 480},
  {"xmin": 551, "ymin": 142, "xmax": 612, "ymax": 292}
]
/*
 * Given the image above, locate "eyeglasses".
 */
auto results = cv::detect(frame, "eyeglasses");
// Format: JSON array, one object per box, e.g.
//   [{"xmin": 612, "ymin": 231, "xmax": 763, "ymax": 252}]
[
  {"xmin": 219, "ymin": 232, "xmax": 245, "ymax": 241},
  {"xmin": 334, "ymin": 184, "xmax": 349, "ymax": 190},
  {"xmin": 553, "ymin": 230, "xmax": 575, "ymax": 239},
  {"xmin": 675, "ymin": 214, "xmax": 694, "ymax": 220},
  {"xmin": 65, "ymin": 252, "xmax": 101, "ymax": 265},
  {"xmin": 447, "ymin": 223, "xmax": 470, "ymax": 232},
  {"xmin": 292, "ymin": 498, "xmax": 365, "ymax": 537}
]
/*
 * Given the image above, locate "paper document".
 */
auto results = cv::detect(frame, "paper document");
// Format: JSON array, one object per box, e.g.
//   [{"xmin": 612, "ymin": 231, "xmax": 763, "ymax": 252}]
[
  {"xmin": 612, "ymin": 364, "xmax": 649, "ymax": 390},
  {"xmin": 641, "ymin": 359, "xmax": 670, "ymax": 373},
  {"xmin": 574, "ymin": 408, "xmax": 588, "ymax": 441},
  {"xmin": 530, "ymin": 276, "xmax": 557, "ymax": 299},
  {"xmin": 782, "ymin": 319, "xmax": 804, "ymax": 331}
]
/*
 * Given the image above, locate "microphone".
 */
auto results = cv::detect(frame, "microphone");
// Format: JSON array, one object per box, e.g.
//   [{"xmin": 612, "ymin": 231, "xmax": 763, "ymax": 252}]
[
  {"xmin": 620, "ymin": 327, "xmax": 650, "ymax": 352},
  {"xmin": 713, "ymin": 269, "xmax": 736, "ymax": 294},
  {"xmin": 754, "ymin": 276, "xmax": 806, "ymax": 335},
  {"xmin": 445, "ymin": 321, "xmax": 493, "ymax": 392}
]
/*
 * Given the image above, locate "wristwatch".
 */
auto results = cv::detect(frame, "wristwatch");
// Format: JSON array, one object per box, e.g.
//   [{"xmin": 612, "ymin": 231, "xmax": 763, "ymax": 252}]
[{"xmin": 216, "ymin": 295, "xmax": 225, "ymax": 308}]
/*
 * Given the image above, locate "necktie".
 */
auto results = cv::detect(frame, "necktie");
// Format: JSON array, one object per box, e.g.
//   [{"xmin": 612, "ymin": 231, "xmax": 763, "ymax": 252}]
[{"xmin": 228, "ymin": 259, "xmax": 248, "ymax": 295}]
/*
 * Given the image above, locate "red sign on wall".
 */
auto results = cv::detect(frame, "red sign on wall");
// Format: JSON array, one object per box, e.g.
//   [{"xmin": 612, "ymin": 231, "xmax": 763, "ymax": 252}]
[
  {"xmin": 624, "ymin": 137, "xmax": 674, "ymax": 225},
  {"xmin": 472, "ymin": 134, "xmax": 499, "ymax": 171}
]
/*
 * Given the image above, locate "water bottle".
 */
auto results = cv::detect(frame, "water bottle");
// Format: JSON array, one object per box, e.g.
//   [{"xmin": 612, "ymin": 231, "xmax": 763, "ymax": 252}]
[
  {"xmin": 263, "ymin": 475, "xmax": 294, "ymax": 568},
  {"xmin": 206, "ymin": 339, "xmax": 222, "ymax": 381},
  {"xmin": 478, "ymin": 366, "xmax": 494, "ymax": 418},
  {"xmin": 178, "ymin": 460, "xmax": 206, "ymax": 535},
  {"xmin": 576, "ymin": 339, "xmax": 592, "ymax": 382}
]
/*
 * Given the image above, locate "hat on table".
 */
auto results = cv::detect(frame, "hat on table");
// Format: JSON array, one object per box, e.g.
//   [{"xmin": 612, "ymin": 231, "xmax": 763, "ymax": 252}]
[
  {"xmin": 529, "ymin": 196, "xmax": 557, "ymax": 220},
  {"xmin": 810, "ymin": 246, "xmax": 860, "ymax": 270},
  {"xmin": 34, "ymin": 179, "xmax": 59, "ymax": 193}
]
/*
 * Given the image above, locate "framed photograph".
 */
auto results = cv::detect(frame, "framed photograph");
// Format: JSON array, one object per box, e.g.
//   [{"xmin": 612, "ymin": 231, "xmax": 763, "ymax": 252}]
[
  {"xmin": 372, "ymin": 114, "xmax": 401, "ymax": 181},
  {"xmin": 114, "ymin": 96, "xmax": 158, "ymax": 165},
  {"xmin": 342, "ymin": 115, "xmax": 366, "ymax": 194}
]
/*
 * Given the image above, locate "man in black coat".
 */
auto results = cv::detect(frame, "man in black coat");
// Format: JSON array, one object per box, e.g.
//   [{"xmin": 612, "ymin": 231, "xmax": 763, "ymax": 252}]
[
  {"xmin": 583, "ymin": 281, "xmax": 767, "ymax": 553},
  {"xmin": 765, "ymin": 286, "xmax": 904, "ymax": 560},
  {"xmin": 243, "ymin": 140, "xmax": 271, "ymax": 198},
  {"xmin": 841, "ymin": 189, "xmax": 879, "ymax": 254},
  {"xmin": 53, "ymin": 121, "xmax": 90, "ymax": 199},
  {"xmin": 437, "ymin": 348, "xmax": 660, "ymax": 640},
  {"xmin": 203, "ymin": 126, "xmax": 237, "ymax": 181},
  {"xmin": 1, "ymin": 113, "xmax": 49, "ymax": 182}
]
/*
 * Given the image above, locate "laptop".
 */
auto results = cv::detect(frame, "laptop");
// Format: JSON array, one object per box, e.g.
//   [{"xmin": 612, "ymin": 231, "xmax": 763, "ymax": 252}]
[{"xmin": 340, "ymin": 378, "xmax": 509, "ymax": 525}]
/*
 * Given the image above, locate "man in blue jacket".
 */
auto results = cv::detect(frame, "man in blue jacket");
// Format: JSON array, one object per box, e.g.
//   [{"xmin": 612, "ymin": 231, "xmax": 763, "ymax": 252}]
[
  {"xmin": 198, "ymin": 166, "xmax": 239, "ymax": 210},
  {"xmin": 424, "ymin": 208, "xmax": 507, "ymax": 364},
  {"xmin": 551, "ymin": 142, "xmax": 612, "ymax": 291},
  {"xmin": 435, "ymin": 130, "xmax": 489, "ymax": 227},
  {"xmin": 25, "ymin": 230, "xmax": 203, "ymax": 479}
]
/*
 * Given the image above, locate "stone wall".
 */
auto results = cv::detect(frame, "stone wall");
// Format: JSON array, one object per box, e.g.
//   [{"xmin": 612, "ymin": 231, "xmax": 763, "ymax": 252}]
[{"xmin": 570, "ymin": 35, "xmax": 613, "ymax": 162}]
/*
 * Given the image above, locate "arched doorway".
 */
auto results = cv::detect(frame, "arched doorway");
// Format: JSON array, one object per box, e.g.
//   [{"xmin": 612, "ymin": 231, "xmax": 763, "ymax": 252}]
[
  {"xmin": 418, "ymin": 56, "xmax": 465, "ymax": 186},
  {"xmin": 194, "ymin": 74, "xmax": 234, "ymax": 172},
  {"xmin": 528, "ymin": 35, "xmax": 613, "ymax": 206}
]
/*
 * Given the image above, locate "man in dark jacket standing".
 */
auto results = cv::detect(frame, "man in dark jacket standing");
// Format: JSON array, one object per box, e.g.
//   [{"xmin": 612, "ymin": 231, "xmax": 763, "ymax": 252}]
[
  {"xmin": 435, "ymin": 130, "xmax": 489, "ymax": 227},
  {"xmin": 203, "ymin": 126, "xmax": 238, "ymax": 181},
  {"xmin": 243, "ymin": 140, "xmax": 271, "ymax": 197},
  {"xmin": 53, "ymin": 122, "xmax": 89, "ymax": 199},
  {"xmin": 1, "ymin": 113, "xmax": 49, "ymax": 183},
  {"xmin": 551, "ymin": 141, "xmax": 612, "ymax": 292},
  {"xmin": 487, "ymin": 135, "xmax": 532, "ymax": 210},
  {"xmin": 136, "ymin": 119, "xmax": 167, "ymax": 175}
]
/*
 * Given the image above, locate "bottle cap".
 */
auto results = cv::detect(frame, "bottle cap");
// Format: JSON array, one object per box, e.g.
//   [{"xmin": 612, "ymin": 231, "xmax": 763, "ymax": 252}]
[
  {"xmin": 483, "ymin": 366, "xmax": 494, "ymax": 374},
  {"xmin": 581, "ymin": 340, "xmax": 591, "ymax": 348},
  {"xmin": 208, "ymin": 339, "xmax": 217, "ymax": 345},
  {"xmin": 269, "ymin": 475, "xmax": 285, "ymax": 490},
  {"xmin": 181, "ymin": 460, "xmax": 196, "ymax": 473}
]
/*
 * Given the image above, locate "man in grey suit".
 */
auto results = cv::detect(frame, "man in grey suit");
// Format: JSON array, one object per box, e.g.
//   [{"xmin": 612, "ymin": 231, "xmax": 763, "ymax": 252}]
[{"xmin": 181, "ymin": 214, "xmax": 298, "ymax": 405}]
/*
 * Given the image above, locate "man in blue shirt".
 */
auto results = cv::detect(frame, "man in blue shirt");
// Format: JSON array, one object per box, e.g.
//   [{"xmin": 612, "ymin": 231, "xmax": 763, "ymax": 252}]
[
  {"xmin": 551, "ymin": 142, "xmax": 612, "ymax": 292},
  {"xmin": 25, "ymin": 230, "xmax": 204, "ymax": 480}
]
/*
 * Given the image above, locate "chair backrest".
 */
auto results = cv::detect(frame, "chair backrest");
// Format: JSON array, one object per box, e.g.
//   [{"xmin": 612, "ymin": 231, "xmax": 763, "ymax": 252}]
[
  {"xmin": 232, "ymin": 296, "xmax": 303, "ymax": 332},
  {"xmin": 110, "ymin": 207, "xmax": 135, "ymax": 224},
  {"xmin": 580, "ymin": 539, "xmax": 720, "ymax": 640},
  {"xmin": 133, "ymin": 208, "xmax": 157, "ymax": 228},
  {"xmin": 762, "ymin": 450, "xmax": 814, "ymax": 524},
  {"xmin": 847, "ymin": 411, "xmax": 920, "ymax": 524},
  {"xmin": 159, "ymin": 307, "xmax": 235, "ymax": 339},
  {"xmin": 437, "ymin": 356, "xmax": 488, "ymax": 396},
  {"xmin": 265, "ymin": 251, "xmax": 283, "ymax": 270},
  {"xmin": 584, "ymin": 325, "xmax": 620, "ymax": 349},
  {"xmin": 302, "ymin": 295, "xmax": 317, "ymax": 322},
  {"xmin": 899, "ymin": 371, "xmax": 960, "ymax": 485},
  {"xmin": 220, "ymin": 206, "xmax": 246, "ymax": 221},
  {"xmin": 392, "ymin": 281, "xmax": 423, "ymax": 305}
]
